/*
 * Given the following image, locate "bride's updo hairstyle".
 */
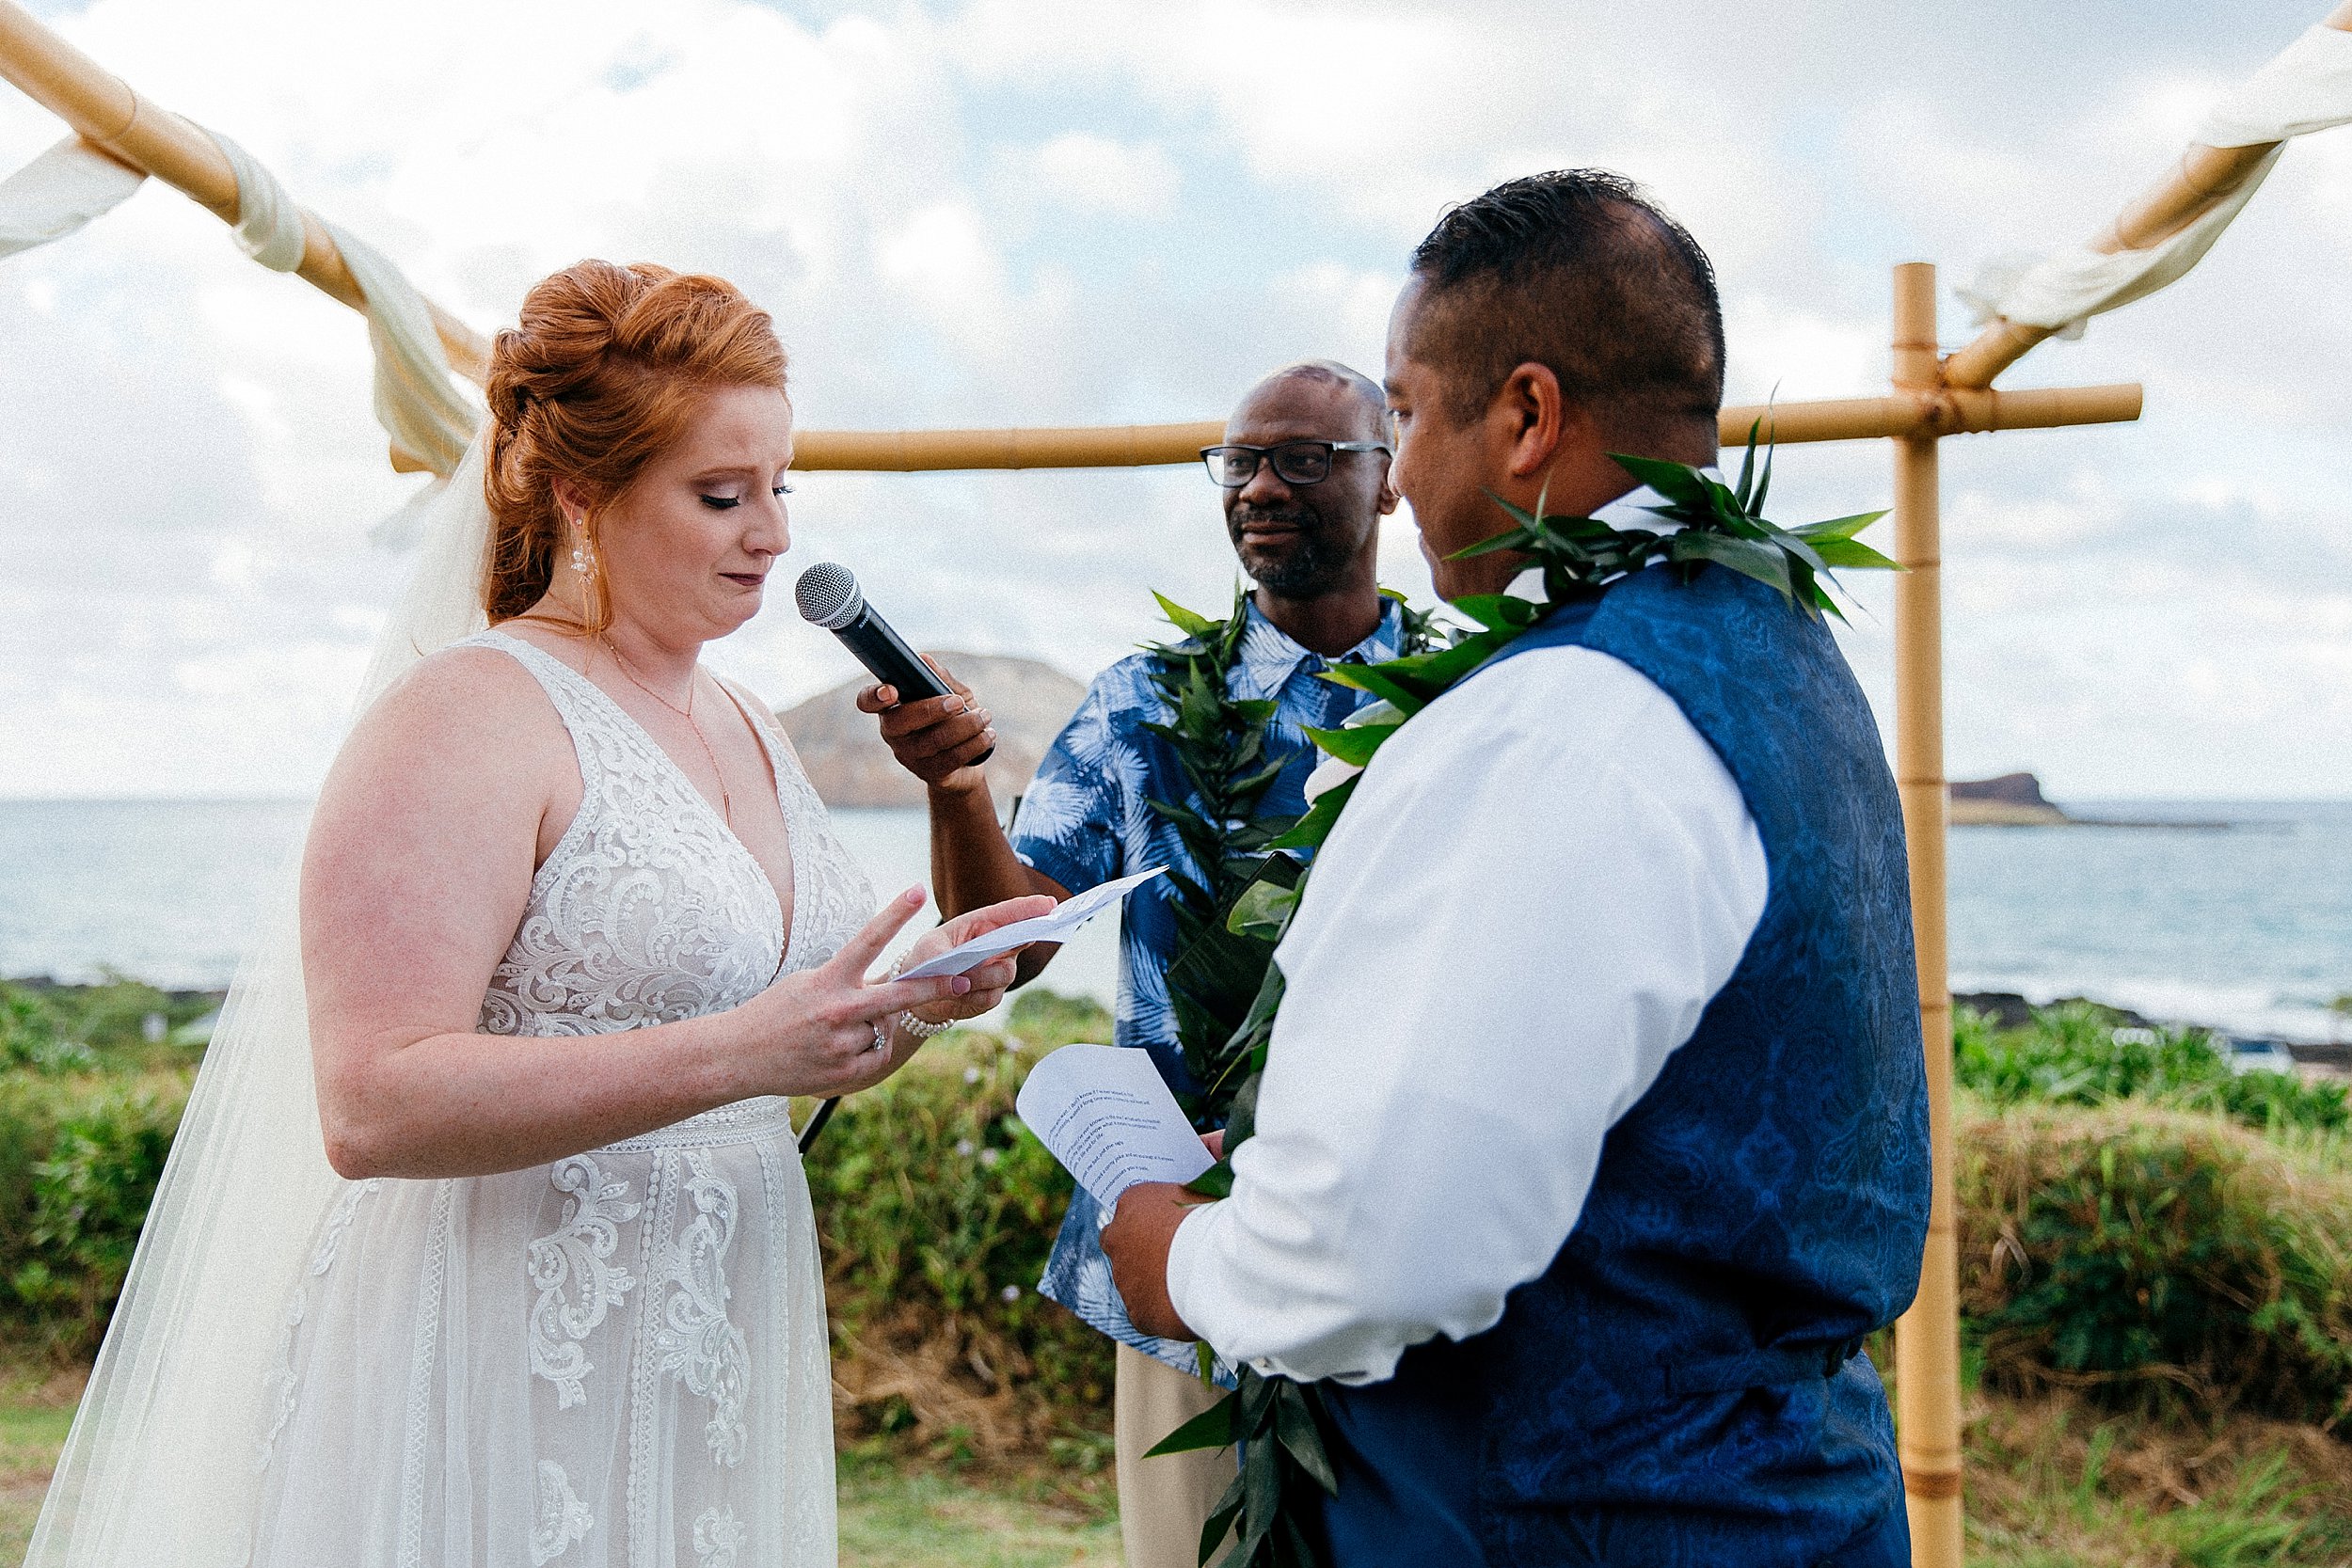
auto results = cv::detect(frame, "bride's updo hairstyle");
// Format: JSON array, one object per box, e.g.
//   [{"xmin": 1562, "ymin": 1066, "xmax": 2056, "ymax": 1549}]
[{"xmin": 483, "ymin": 259, "xmax": 787, "ymax": 628}]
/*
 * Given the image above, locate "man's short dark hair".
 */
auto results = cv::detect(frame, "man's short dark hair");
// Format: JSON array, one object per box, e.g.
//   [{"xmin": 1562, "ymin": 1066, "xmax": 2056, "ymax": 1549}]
[{"xmin": 1406, "ymin": 169, "xmax": 1724, "ymax": 445}]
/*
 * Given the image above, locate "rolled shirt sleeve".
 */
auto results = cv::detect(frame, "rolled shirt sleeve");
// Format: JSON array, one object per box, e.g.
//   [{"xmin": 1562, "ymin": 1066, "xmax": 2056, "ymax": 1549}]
[{"xmin": 1162, "ymin": 645, "xmax": 1770, "ymax": 1386}]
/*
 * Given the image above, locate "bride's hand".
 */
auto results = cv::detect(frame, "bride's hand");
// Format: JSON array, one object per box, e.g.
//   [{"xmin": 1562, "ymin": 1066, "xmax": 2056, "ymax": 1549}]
[
  {"xmin": 900, "ymin": 892, "xmax": 1057, "ymax": 1028},
  {"xmin": 736, "ymin": 887, "xmax": 1055, "ymax": 1098}
]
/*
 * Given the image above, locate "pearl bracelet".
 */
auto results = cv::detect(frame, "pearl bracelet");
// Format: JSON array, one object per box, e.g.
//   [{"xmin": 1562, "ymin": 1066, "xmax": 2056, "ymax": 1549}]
[{"xmin": 889, "ymin": 956, "xmax": 955, "ymax": 1039}]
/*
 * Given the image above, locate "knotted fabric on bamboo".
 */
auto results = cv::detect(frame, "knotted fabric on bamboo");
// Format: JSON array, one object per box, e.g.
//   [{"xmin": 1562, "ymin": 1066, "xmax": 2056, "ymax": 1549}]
[
  {"xmin": 0, "ymin": 135, "xmax": 145, "ymax": 258},
  {"xmin": 1961, "ymin": 23, "xmax": 2352, "ymax": 341},
  {"xmin": 209, "ymin": 132, "xmax": 479, "ymax": 478},
  {"xmin": 0, "ymin": 121, "xmax": 478, "ymax": 480}
]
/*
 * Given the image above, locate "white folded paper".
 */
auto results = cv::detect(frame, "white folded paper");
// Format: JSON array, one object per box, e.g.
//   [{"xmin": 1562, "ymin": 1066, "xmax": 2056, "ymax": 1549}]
[
  {"xmin": 1014, "ymin": 1042, "xmax": 1214, "ymax": 1209},
  {"xmin": 896, "ymin": 866, "xmax": 1167, "ymax": 981}
]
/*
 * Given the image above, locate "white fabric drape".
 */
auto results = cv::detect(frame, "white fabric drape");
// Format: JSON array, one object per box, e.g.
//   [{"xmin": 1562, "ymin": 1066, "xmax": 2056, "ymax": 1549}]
[
  {"xmin": 0, "ymin": 122, "xmax": 479, "ymax": 479},
  {"xmin": 209, "ymin": 133, "xmax": 480, "ymax": 477},
  {"xmin": 0, "ymin": 136, "xmax": 145, "ymax": 259},
  {"xmin": 1961, "ymin": 24, "xmax": 2352, "ymax": 340}
]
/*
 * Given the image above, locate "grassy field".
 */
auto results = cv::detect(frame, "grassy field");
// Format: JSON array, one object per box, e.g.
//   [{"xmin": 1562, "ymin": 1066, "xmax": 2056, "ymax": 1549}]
[
  {"xmin": 8, "ymin": 1361, "xmax": 2348, "ymax": 1567},
  {"xmin": 0, "ymin": 1365, "xmax": 1124, "ymax": 1567}
]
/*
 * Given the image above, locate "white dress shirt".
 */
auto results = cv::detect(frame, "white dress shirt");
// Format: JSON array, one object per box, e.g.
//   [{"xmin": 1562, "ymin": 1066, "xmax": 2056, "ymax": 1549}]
[{"xmin": 1162, "ymin": 641, "xmax": 1769, "ymax": 1385}]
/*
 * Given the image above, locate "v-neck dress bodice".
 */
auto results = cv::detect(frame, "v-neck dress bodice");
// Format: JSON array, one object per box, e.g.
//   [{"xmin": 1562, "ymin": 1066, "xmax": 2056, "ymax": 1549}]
[
  {"xmin": 470, "ymin": 628, "xmax": 867, "ymax": 1040},
  {"xmin": 245, "ymin": 629, "xmax": 877, "ymax": 1568}
]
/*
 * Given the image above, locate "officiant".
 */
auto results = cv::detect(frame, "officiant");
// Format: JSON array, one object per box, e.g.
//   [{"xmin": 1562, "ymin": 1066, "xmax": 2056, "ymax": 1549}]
[
  {"xmin": 855, "ymin": 360, "xmax": 1410, "ymax": 1568},
  {"xmin": 1103, "ymin": 170, "xmax": 1931, "ymax": 1567}
]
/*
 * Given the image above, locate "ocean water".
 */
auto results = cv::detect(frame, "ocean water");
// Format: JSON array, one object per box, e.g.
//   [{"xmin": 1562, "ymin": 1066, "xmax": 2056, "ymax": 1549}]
[
  {"xmin": 0, "ymin": 800, "xmax": 1123, "ymax": 1017},
  {"xmin": 1, "ymin": 799, "xmax": 2344, "ymax": 1042}
]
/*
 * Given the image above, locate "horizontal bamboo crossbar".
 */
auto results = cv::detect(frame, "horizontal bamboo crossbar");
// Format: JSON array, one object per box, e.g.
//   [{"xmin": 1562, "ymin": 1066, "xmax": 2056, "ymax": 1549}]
[
  {"xmin": 793, "ymin": 421, "xmax": 1225, "ymax": 471},
  {"xmin": 0, "ymin": 0, "xmax": 490, "ymax": 384},
  {"xmin": 787, "ymin": 385, "xmax": 2142, "ymax": 471}
]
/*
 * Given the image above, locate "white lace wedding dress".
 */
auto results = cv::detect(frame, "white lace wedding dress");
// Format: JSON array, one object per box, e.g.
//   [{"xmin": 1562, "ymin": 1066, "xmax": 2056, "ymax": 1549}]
[{"xmin": 244, "ymin": 629, "xmax": 874, "ymax": 1568}]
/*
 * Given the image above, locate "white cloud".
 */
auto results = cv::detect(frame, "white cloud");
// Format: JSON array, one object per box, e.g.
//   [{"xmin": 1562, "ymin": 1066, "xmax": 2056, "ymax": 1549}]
[
  {"xmin": 0, "ymin": 0, "xmax": 2347, "ymax": 800},
  {"xmin": 1029, "ymin": 134, "xmax": 1180, "ymax": 217}
]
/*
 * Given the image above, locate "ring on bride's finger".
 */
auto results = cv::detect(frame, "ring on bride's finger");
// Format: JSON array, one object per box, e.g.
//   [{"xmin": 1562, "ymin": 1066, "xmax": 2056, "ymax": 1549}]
[{"xmin": 870, "ymin": 1020, "xmax": 890, "ymax": 1053}]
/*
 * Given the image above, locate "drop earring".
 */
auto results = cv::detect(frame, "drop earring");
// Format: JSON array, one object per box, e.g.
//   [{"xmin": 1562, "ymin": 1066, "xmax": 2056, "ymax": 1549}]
[{"xmin": 570, "ymin": 516, "xmax": 593, "ymax": 576}]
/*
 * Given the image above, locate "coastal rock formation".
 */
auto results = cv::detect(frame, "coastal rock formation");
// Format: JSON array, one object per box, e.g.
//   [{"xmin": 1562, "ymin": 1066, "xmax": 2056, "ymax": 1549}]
[
  {"xmin": 1950, "ymin": 772, "xmax": 2070, "ymax": 827},
  {"xmin": 778, "ymin": 652, "xmax": 1089, "ymax": 810}
]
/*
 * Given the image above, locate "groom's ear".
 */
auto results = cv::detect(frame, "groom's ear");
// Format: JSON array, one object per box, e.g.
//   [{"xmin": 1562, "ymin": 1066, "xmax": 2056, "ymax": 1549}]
[{"xmin": 1490, "ymin": 361, "xmax": 1585, "ymax": 483}]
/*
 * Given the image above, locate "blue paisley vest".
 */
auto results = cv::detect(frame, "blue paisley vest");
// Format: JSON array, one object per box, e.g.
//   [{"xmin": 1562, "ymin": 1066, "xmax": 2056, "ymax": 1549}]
[{"xmin": 1315, "ymin": 562, "xmax": 1930, "ymax": 1567}]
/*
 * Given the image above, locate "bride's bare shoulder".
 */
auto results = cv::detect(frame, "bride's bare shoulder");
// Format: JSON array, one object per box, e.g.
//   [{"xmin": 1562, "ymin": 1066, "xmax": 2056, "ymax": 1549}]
[{"xmin": 328, "ymin": 639, "xmax": 574, "ymax": 800}]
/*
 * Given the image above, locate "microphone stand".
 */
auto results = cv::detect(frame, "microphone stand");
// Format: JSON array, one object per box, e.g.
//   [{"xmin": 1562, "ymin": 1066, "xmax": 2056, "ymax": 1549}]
[{"xmin": 797, "ymin": 1096, "xmax": 841, "ymax": 1152}]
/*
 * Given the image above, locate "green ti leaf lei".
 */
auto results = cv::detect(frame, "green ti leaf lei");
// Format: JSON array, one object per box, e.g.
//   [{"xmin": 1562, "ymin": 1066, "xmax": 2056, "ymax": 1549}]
[
  {"xmin": 1146, "ymin": 429, "xmax": 1895, "ymax": 1568},
  {"xmin": 1140, "ymin": 585, "xmax": 1441, "ymax": 1128}
]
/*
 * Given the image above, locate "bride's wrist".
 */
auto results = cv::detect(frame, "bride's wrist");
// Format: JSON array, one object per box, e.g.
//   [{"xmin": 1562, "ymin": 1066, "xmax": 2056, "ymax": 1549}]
[{"xmin": 889, "ymin": 956, "xmax": 958, "ymax": 1037}]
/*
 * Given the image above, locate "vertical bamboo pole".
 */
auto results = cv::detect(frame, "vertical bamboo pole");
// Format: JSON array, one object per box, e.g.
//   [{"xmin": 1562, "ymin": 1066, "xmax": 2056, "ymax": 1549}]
[{"xmin": 1890, "ymin": 261, "xmax": 1963, "ymax": 1566}]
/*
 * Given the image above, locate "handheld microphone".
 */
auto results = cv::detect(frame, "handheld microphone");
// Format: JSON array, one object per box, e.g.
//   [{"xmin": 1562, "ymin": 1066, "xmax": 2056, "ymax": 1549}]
[{"xmin": 794, "ymin": 562, "xmax": 993, "ymax": 766}]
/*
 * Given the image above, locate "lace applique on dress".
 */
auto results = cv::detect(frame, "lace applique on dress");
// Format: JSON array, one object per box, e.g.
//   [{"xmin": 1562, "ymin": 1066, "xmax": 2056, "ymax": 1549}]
[
  {"xmin": 649, "ymin": 1149, "xmax": 751, "ymax": 1465},
  {"xmin": 531, "ymin": 1460, "xmax": 594, "ymax": 1564},
  {"xmin": 257, "ymin": 1179, "xmax": 377, "ymax": 1469},
  {"xmin": 528, "ymin": 1154, "xmax": 644, "ymax": 1408},
  {"xmin": 465, "ymin": 634, "xmax": 788, "ymax": 1041},
  {"xmin": 692, "ymin": 1505, "xmax": 746, "ymax": 1568}
]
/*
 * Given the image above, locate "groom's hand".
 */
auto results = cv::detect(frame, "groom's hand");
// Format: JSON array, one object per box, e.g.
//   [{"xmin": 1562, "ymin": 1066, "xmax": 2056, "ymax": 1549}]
[{"xmin": 1103, "ymin": 1181, "xmax": 1210, "ymax": 1341}]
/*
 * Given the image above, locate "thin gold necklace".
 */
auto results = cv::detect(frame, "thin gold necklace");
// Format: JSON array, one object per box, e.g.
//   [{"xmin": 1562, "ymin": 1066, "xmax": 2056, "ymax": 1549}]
[{"xmin": 601, "ymin": 635, "xmax": 733, "ymax": 826}]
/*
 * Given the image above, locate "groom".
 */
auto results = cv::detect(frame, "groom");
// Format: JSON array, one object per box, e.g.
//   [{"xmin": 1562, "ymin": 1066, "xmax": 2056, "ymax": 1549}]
[{"xmin": 1105, "ymin": 170, "xmax": 1931, "ymax": 1566}]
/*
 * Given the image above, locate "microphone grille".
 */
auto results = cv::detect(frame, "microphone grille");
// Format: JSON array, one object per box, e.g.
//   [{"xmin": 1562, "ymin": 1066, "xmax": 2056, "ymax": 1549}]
[{"xmin": 794, "ymin": 562, "xmax": 863, "ymax": 629}]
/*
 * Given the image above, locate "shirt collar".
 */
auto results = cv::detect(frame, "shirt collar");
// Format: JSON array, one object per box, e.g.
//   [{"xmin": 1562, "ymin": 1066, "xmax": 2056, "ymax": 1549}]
[{"xmin": 1232, "ymin": 594, "xmax": 1407, "ymax": 700}]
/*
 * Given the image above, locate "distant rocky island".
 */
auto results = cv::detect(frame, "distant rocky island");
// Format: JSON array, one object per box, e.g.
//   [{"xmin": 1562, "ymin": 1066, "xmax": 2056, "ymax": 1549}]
[
  {"xmin": 1949, "ymin": 773, "xmax": 2233, "ymax": 830},
  {"xmin": 1949, "ymin": 772, "xmax": 2072, "ymax": 826},
  {"xmin": 778, "ymin": 652, "xmax": 1088, "ymax": 810}
]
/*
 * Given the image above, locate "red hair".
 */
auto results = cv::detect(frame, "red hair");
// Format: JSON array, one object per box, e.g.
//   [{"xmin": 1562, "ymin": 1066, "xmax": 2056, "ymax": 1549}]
[{"xmin": 481, "ymin": 260, "xmax": 787, "ymax": 626}]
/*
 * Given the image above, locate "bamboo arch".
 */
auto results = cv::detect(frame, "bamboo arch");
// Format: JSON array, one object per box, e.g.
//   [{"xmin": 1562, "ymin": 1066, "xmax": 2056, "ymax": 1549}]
[{"xmin": 17, "ymin": 2, "xmax": 2352, "ymax": 1563}]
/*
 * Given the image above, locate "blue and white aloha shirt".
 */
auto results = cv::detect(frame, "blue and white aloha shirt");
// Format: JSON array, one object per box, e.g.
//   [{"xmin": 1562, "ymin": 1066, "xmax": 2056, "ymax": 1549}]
[{"xmin": 1009, "ymin": 595, "xmax": 1409, "ymax": 1369}]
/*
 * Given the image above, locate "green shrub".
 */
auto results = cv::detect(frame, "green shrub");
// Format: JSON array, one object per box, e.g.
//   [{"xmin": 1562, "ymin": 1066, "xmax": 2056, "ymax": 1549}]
[
  {"xmin": 1960, "ymin": 1101, "xmax": 2352, "ymax": 1427},
  {"xmin": 1956, "ymin": 1003, "xmax": 2348, "ymax": 1134},
  {"xmin": 0, "ymin": 1069, "xmax": 191, "ymax": 1357}
]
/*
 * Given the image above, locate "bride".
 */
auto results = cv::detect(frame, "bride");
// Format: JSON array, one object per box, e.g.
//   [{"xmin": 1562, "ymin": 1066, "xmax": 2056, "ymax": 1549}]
[{"xmin": 27, "ymin": 260, "xmax": 1049, "ymax": 1568}]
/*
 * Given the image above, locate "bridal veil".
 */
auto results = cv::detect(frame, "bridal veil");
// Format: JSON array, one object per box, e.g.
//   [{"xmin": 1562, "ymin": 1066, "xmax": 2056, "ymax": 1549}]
[{"xmin": 26, "ymin": 436, "xmax": 498, "ymax": 1567}]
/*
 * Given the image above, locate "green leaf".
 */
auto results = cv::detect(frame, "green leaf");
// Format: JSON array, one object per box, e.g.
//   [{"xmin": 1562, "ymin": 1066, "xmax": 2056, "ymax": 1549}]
[
  {"xmin": 1733, "ymin": 417, "xmax": 1762, "ymax": 509},
  {"xmin": 1226, "ymin": 879, "xmax": 1301, "ymax": 942},
  {"xmin": 1199, "ymin": 1470, "xmax": 1248, "ymax": 1568},
  {"xmin": 1606, "ymin": 451, "xmax": 1711, "ymax": 505},
  {"xmin": 1147, "ymin": 1390, "xmax": 1240, "ymax": 1456},
  {"xmin": 1670, "ymin": 529, "xmax": 1793, "ymax": 599},
  {"xmin": 1223, "ymin": 1070, "xmax": 1262, "ymax": 1148},
  {"xmin": 1300, "ymin": 721, "xmax": 1400, "ymax": 768},
  {"xmin": 1313, "ymin": 663, "xmax": 1424, "ymax": 716},
  {"xmin": 1266, "ymin": 778, "xmax": 1355, "ymax": 851},
  {"xmin": 1275, "ymin": 1383, "xmax": 1339, "ymax": 1495},
  {"xmin": 1450, "ymin": 528, "xmax": 1540, "ymax": 562},
  {"xmin": 1447, "ymin": 594, "xmax": 1538, "ymax": 633},
  {"xmin": 1184, "ymin": 1160, "xmax": 1234, "ymax": 1199},
  {"xmin": 1811, "ymin": 536, "xmax": 1901, "ymax": 571},
  {"xmin": 1789, "ymin": 508, "xmax": 1888, "ymax": 543},
  {"xmin": 1153, "ymin": 591, "xmax": 1217, "ymax": 639}
]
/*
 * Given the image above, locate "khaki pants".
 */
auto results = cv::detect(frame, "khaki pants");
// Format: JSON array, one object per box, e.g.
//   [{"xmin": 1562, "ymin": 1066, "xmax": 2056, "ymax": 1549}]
[{"xmin": 1115, "ymin": 1342, "xmax": 1236, "ymax": 1568}]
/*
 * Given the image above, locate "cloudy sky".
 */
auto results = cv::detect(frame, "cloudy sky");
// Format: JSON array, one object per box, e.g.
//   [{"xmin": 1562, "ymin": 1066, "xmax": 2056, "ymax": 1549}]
[{"xmin": 2, "ymin": 0, "xmax": 2347, "ymax": 801}]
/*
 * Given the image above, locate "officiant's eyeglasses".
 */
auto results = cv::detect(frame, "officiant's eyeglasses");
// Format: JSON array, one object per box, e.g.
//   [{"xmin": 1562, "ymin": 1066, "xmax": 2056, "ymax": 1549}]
[{"xmin": 1200, "ymin": 441, "xmax": 1392, "ymax": 488}]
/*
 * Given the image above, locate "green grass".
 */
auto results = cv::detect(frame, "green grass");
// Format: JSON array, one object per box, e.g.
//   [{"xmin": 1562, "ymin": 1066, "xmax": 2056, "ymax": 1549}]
[
  {"xmin": 1962, "ymin": 1390, "xmax": 2352, "ymax": 1568},
  {"xmin": 838, "ymin": 1454, "xmax": 1120, "ymax": 1566},
  {"xmin": 0, "ymin": 1368, "xmax": 76, "ymax": 1562},
  {"xmin": 0, "ymin": 1370, "xmax": 1122, "ymax": 1567}
]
